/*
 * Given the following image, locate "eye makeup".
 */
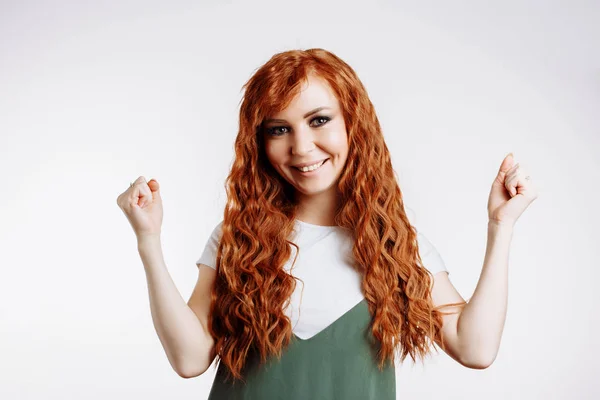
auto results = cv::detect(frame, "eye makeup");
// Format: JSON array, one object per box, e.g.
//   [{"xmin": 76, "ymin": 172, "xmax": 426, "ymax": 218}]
[{"xmin": 265, "ymin": 116, "xmax": 331, "ymax": 137}]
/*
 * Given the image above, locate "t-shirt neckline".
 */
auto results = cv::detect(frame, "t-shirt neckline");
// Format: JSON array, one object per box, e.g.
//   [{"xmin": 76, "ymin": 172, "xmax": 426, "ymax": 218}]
[{"xmin": 294, "ymin": 219, "xmax": 339, "ymax": 230}]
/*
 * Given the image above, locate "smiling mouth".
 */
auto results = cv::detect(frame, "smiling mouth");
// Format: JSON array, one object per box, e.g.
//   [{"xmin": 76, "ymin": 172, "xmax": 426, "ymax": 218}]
[{"xmin": 292, "ymin": 158, "xmax": 329, "ymax": 172}]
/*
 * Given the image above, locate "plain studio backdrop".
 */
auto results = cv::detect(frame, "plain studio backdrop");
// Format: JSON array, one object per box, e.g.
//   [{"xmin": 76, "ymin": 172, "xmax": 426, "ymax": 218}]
[{"xmin": 1, "ymin": 1, "xmax": 598, "ymax": 399}]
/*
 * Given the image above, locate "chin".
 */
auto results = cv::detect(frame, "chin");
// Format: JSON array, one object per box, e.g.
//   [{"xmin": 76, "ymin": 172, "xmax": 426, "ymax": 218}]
[{"xmin": 295, "ymin": 181, "xmax": 338, "ymax": 195}]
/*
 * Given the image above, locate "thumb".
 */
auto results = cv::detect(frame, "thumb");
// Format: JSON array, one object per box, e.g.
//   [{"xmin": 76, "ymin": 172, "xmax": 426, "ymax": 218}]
[
  {"xmin": 148, "ymin": 179, "xmax": 162, "ymax": 203},
  {"xmin": 496, "ymin": 152, "xmax": 515, "ymax": 181}
]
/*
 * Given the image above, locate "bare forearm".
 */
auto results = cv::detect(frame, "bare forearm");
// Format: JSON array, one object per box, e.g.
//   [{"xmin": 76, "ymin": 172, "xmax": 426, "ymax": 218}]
[
  {"xmin": 137, "ymin": 235, "xmax": 212, "ymax": 377},
  {"xmin": 457, "ymin": 221, "xmax": 513, "ymax": 367}
]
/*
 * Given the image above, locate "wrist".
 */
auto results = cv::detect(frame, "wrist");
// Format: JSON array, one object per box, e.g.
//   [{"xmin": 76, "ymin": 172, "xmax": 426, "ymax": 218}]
[
  {"xmin": 488, "ymin": 219, "xmax": 513, "ymax": 228},
  {"xmin": 488, "ymin": 220, "xmax": 514, "ymax": 237},
  {"xmin": 137, "ymin": 233, "xmax": 162, "ymax": 249}
]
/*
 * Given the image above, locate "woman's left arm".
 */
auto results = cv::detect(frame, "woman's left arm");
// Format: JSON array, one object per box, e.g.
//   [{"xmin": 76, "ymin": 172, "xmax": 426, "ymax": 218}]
[
  {"xmin": 431, "ymin": 222, "xmax": 513, "ymax": 369},
  {"xmin": 431, "ymin": 152, "xmax": 538, "ymax": 369}
]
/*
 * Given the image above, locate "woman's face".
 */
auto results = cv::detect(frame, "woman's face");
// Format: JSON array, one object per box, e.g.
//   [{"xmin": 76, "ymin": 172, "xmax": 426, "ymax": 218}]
[{"xmin": 262, "ymin": 74, "xmax": 349, "ymax": 198}]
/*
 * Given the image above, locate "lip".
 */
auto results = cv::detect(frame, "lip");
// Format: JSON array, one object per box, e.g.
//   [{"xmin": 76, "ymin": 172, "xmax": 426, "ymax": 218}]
[
  {"xmin": 292, "ymin": 158, "xmax": 329, "ymax": 176},
  {"xmin": 291, "ymin": 158, "xmax": 329, "ymax": 168}
]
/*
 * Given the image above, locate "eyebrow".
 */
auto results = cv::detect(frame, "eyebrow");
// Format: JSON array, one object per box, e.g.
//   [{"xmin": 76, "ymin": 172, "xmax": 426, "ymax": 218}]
[{"xmin": 263, "ymin": 106, "xmax": 332, "ymax": 124}]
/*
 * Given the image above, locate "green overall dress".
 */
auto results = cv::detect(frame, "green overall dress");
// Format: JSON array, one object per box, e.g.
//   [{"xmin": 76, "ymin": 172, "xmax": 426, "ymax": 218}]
[{"xmin": 207, "ymin": 298, "xmax": 396, "ymax": 399}]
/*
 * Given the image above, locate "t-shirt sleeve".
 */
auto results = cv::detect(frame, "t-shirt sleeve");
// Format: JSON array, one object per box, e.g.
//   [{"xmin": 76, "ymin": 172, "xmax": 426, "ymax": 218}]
[
  {"xmin": 196, "ymin": 220, "xmax": 224, "ymax": 270},
  {"xmin": 415, "ymin": 228, "xmax": 449, "ymax": 276}
]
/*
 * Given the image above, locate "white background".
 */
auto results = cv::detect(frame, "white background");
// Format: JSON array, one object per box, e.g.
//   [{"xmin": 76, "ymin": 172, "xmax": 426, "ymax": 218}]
[{"xmin": 1, "ymin": 0, "xmax": 598, "ymax": 399}]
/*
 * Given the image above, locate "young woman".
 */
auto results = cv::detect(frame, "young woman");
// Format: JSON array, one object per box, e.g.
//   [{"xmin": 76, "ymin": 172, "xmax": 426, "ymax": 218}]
[{"xmin": 117, "ymin": 48, "xmax": 538, "ymax": 399}]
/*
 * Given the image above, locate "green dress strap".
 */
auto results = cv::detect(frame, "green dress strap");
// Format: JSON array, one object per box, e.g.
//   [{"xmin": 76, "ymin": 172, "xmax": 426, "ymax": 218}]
[{"xmin": 207, "ymin": 298, "xmax": 396, "ymax": 399}]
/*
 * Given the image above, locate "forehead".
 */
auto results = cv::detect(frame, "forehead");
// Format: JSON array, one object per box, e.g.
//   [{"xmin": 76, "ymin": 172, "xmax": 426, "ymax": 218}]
[{"xmin": 271, "ymin": 75, "xmax": 338, "ymax": 118}]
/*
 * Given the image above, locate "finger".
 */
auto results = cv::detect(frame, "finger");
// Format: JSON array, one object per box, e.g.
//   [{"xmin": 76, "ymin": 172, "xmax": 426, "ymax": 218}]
[
  {"xmin": 147, "ymin": 179, "xmax": 162, "ymax": 204},
  {"xmin": 506, "ymin": 163, "xmax": 520, "ymax": 178},
  {"xmin": 504, "ymin": 170, "xmax": 521, "ymax": 197},
  {"xmin": 498, "ymin": 153, "xmax": 514, "ymax": 175},
  {"xmin": 131, "ymin": 176, "xmax": 147, "ymax": 188},
  {"xmin": 505, "ymin": 166, "xmax": 520, "ymax": 184},
  {"xmin": 497, "ymin": 160, "xmax": 519, "ymax": 187},
  {"xmin": 507, "ymin": 161, "xmax": 526, "ymax": 183},
  {"xmin": 505, "ymin": 179, "xmax": 516, "ymax": 197},
  {"xmin": 130, "ymin": 177, "xmax": 152, "ymax": 208},
  {"xmin": 506, "ymin": 170, "xmax": 529, "ymax": 197}
]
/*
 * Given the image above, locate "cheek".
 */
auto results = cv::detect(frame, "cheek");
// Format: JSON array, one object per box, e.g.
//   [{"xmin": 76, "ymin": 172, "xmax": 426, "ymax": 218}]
[
  {"xmin": 323, "ymin": 130, "xmax": 349, "ymax": 154},
  {"xmin": 264, "ymin": 142, "xmax": 287, "ymax": 166}
]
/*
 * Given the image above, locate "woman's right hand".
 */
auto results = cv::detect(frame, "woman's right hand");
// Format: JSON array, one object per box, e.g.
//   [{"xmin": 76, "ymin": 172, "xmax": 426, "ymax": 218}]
[{"xmin": 116, "ymin": 176, "xmax": 163, "ymax": 240}]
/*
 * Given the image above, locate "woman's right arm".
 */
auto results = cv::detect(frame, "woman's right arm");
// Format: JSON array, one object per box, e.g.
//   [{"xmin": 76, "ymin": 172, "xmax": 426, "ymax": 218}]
[{"xmin": 138, "ymin": 235, "xmax": 216, "ymax": 378}]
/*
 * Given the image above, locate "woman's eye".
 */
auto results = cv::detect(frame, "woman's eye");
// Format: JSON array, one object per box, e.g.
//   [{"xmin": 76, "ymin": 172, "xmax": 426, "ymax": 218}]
[
  {"xmin": 267, "ymin": 126, "xmax": 289, "ymax": 136},
  {"xmin": 311, "ymin": 116, "xmax": 330, "ymax": 126},
  {"xmin": 266, "ymin": 116, "xmax": 330, "ymax": 137}
]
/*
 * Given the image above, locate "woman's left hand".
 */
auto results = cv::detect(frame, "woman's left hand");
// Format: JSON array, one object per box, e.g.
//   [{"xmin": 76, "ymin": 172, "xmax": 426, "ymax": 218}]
[{"xmin": 487, "ymin": 153, "xmax": 538, "ymax": 228}]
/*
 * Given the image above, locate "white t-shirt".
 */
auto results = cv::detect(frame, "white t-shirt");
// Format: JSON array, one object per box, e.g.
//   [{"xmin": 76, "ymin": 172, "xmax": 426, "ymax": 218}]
[{"xmin": 196, "ymin": 219, "xmax": 448, "ymax": 340}]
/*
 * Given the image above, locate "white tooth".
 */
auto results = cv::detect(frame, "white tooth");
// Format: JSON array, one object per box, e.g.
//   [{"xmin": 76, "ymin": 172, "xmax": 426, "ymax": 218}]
[{"xmin": 299, "ymin": 160, "xmax": 324, "ymax": 172}]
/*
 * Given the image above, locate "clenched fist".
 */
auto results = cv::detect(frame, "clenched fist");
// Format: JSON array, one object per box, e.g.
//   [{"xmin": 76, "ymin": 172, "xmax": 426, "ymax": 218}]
[{"xmin": 116, "ymin": 176, "xmax": 163, "ymax": 240}]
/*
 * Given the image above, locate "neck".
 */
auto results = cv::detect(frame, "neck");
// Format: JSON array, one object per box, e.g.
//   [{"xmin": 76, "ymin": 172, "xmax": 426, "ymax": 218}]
[{"xmin": 294, "ymin": 188, "xmax": 341, "ymax": 226}]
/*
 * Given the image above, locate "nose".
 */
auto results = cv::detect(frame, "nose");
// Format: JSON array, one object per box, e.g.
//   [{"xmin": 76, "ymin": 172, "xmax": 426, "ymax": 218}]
[{"xmin": 290, "ymin": 125, "xmax": 316, "ymax": 156}]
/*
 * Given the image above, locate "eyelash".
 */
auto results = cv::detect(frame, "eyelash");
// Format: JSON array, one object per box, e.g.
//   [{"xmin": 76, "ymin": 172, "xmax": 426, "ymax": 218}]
[{"xmin": 266, "ymin": 116, "xmax": 331, "ymax": 137}]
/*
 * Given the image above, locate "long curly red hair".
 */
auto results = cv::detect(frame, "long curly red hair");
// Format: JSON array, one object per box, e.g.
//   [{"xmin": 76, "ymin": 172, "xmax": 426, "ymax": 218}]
[{"xmin": 207, "ymin": 48, "xmax": 467, "ymax": 383}]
